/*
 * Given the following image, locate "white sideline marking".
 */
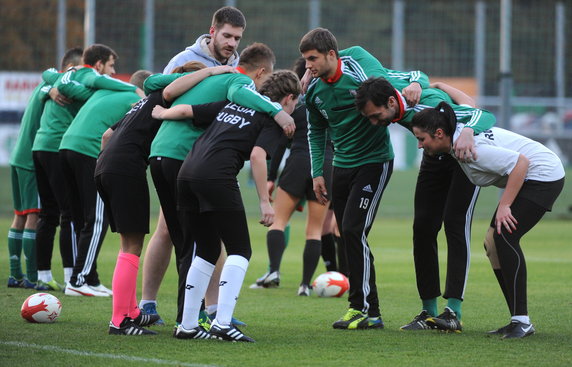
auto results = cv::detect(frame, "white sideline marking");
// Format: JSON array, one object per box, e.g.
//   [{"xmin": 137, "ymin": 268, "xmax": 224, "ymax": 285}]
[{"xmin": 1, "ymin": 341, "xmax": 218, "ymax": 367}]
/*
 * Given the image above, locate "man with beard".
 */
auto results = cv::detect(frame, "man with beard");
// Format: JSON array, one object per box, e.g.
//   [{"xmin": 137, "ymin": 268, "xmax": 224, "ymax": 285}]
[{"xmin": 163, "ymin": 6, "xmax": 245, "ymax": 73}]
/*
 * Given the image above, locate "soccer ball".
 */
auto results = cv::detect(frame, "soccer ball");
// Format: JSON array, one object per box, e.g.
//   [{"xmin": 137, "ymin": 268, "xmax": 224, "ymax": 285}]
[
  {"xmin": 21, "ymin": 293, "xmax": 62, "ymax": 323},
  {"xmin": 312, "ymin": 271, "xmax": 349, "ymax": 297}
]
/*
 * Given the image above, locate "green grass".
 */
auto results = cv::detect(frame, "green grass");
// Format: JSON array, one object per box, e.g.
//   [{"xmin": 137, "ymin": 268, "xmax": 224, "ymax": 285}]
[
  {"xmin": 1, "ymin": 168, "xmax": 571, "ymax": 366},
  {"xmin": 1, "ymin": 166, "xmax": 571, "ymax": 220},
  {"xmin": 1, "ymin": 215, "xmax": 571, "ymax": 366}
]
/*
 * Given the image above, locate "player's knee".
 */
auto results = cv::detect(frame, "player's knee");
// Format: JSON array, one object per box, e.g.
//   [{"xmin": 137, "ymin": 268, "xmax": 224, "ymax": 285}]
[
  {"xmin": 413, "ymin": 219, "xmax": 439, "ymax": 238},
  {"xmin": 155, "ymin": 220, "xmax": 171, "ymax": 239},
  {"xmin": 234, "ymin": 248, "xmax": 252, "ymax": 261},
  {"xmin": 11, "ymin": 214, "xmax": 26, "ymax": 229},
  {"xmin": 443, "ymin": 215, "xmax": 465, "ymax": 235},
  {"xmin": 483, "ymin": 227, "xmax": 500, "ymax": 269},
  {"xmin": 40, "ymin": 214, "xmax": 60, "ymax": 228},
  {"xmin": 196, "ymin": 251, "xmax": 219, "ymax": 266},
  {"xmin": 340, "ymin": 227, "xmax": 359, "ymax": 243},
  {"xmin": 25, "ymin": 213, "xmax": 39, "ymax": 229}
]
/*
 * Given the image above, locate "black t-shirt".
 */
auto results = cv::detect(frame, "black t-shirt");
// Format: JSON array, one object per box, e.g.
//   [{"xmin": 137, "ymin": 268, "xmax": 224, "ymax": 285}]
[
  {"xmin": 288, "ymin": 104, "xmax": 333, "ymax": 159},
  {"xmin": 178, "ymin": 100, "xmax": 283, "ymax": 182},
  {"xmin": 267, "ymin": 104, "xmax": 333, "ymax": 181},
  {"xmin": 95, "ymin": 90, "xmax": 169, "ymax": 178}
]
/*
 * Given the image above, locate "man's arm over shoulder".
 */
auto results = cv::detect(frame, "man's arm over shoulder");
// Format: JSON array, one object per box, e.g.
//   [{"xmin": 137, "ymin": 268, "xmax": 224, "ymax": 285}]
[
  {"xmin": 453, "ymin": 103, "xmax": 496, "ymax": 135},
  {"xmin": 226, "ymin": 76, "xmax": 282, "ymax": 117},
  {"xmin": 58, "ymin": 70, "xmax": 94, "ymax": 102},
  {"xmin": 42, "ymin": 68, "xmax": 60, "ymax": 85},
  {"xmin": 340, "ymin": 46, "xmax": 386, "ymax": 80},
  {"xmin": 143, "ymin": 73, "xmax": 184, "ymax": 94},
  {"xmin": 81, "ymin": 69, "xmax": 137, "ymax": 92}
]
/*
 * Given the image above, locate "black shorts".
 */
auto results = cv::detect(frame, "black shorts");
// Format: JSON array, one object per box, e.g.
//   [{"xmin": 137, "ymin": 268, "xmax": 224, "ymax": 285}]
[
  {"xmin": 278, "ymin": 154, "xmax": 332, "ymax": 201},
  {"xmin": 95, "ymin": 173, "xmax": 150, "ymax": 233},
  {"xmin": 178, "ymin": 179, "xmax": 243, "ymax": 212},
  {"xmin": 517, "ymin": 178, "xmax": 565, "ymax": 211}
]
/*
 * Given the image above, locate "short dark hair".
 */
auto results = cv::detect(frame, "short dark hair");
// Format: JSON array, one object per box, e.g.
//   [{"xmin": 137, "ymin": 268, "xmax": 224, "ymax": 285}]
[
  {"xmin": 355, "ymin": 77, "xmax": 396, "ymax": 112},
  {"xmin": 238, "ymin": 43, "xmax": 275, "ymax": 72},
  {"xmin": 61, "ymin": 47, "xmax": 83, "ymax": 70},
  {"xmin": 83, "ymin": 44, "xmax": 118, "ymax": 67},
  {"xmin": 292, "ymin": 57, "xmax": 306, "ymax": 80},
  {"xmin": 299, "ymin": 27, "xmax": 339, "ymax": 57},
  {"xmin": 411, "ymin": 102, "xmax": 457, "ymax": 137},
  {"xmin": 212, "ymin": 6, "xmax": 246, "ymax": 30},
  {"xmin": 129, "ymin": 70, "xmax": 152, "ymax": 90},
  {"xmin": 259, "ymin": 70, "xmax": 302, "ymax": 103}
]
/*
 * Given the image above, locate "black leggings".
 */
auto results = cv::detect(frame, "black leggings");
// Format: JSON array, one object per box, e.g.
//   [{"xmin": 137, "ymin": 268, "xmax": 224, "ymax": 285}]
[
  {"xmin": 149, "ymin": 157, "xmax": 189, "ymax": 324},
  {"xmin": 413, "ymin": 153, "xmax": 479, "ymax": 301},
  {"xmin": 492, "ymin": 197, "xmax": 546, "ymax": 316},
  {"xmin": 32, "ymin": 150, "xmax": 75, "ymax": 270},
  {"xmin": 179, "ymin": 208, "xmax": 252, "ymax": 266}
]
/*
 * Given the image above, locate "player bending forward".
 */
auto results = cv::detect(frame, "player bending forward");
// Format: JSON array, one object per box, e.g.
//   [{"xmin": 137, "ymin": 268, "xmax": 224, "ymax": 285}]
[{"xmin": 411, "ymin": 101, "xmax": 565, "ymax": 339}]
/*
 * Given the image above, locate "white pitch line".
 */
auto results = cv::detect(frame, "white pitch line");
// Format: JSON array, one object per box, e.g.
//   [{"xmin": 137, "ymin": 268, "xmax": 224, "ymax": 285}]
[{"xmin": 1, "ymin": 341, "xmax": 218, "ymax": 367}]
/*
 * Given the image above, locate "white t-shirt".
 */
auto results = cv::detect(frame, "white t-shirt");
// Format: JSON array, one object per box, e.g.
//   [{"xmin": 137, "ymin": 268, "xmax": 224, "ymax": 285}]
[{"xmin": 451, "ymin": 124, "xmax": 565, "ymax": 188}]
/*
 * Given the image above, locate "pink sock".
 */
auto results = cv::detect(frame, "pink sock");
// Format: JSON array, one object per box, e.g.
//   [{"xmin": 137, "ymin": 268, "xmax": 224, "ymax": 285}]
[
  {"xmin": 129, "ymin": 282, "xmax": 140, "ymax": 319},
  {"xmin": 118, "ymin": 250, "xmax": 140, "ymax": 319},
  {"xmin": 111, "ymin": 252, "xmax": 140, "ymax": 326}
]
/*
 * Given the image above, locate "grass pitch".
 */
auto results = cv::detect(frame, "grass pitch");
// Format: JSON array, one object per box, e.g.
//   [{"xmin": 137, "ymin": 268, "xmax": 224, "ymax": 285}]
[
  {"xmin": 0, "ymin": 169, "xmax": 571, "ymax": 366},
  {"xmin": 1, "ymin": 216, "xmax": 571, "ymax": 367}
]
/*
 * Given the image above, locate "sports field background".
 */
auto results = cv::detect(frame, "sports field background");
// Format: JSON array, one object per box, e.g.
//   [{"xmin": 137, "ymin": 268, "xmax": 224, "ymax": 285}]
[
  {"xmin": 0, "ymin": 167, "xmax": 571, "ymax": 366},
  {"xmin": 1, "ymin": 166, "xmax": 571, "ymax": 220}
]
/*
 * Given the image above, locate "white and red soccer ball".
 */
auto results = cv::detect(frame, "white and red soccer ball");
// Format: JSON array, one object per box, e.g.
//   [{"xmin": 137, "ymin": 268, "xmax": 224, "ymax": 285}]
[
  {"xmin": 21, "ymin": 293, "xmax": 62, "ymax": 323},
  {"xmin": 312, "ymin": 271, "xmax": 349, "ymax": 297}
]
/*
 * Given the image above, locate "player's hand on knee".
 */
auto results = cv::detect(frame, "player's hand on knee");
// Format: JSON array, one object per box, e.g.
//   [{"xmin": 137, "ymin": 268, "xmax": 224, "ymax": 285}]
[{"xmin": 495, "ymin": 205, "xmax": 518, "ymax": 234}]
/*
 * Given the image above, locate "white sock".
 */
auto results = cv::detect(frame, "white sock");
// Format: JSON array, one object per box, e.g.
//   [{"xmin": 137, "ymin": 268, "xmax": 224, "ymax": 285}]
[
  {"xmin": 215, "ymin": 255, "xmax": 249, "ymax": 327},
  {"xmin": 38, "ymin": 270, "xmax": 52, "ymax": 282},
  {"xmin": 139, "ymin": 299, "xmax": 156, "ymax": 309},
  {"xmin": 181, "ymin": 257, "xmax": 214, "ymax": 330},
  {"xmin": 64, "ymin": 267, "xmax": 73, "ymax": 283},
  {"xmin": 206, "ymin": 304, "xmax": 217, "ymax": 315},
  {"xmin": 511, "ymin": 315, "xmax": 531, "ymax": 324}
]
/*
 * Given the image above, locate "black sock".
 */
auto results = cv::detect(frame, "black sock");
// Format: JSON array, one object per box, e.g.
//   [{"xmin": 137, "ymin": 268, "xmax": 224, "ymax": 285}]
[
  {"xmin": 321, "ymin": 234, "xmax": 337, "ymax": 271},
  {"xmin": 267, "ymin": 230, "xmax": 285, "ymax": 273},
  {"xmin": 302, "ymin": 239, "xmax": 322, "ymax": 285}
]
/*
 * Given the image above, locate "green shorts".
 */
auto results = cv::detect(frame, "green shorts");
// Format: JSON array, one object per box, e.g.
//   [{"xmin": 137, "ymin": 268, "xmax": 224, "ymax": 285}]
[{"xmin": 11, "ymin": 166, "xmax": 40, "ymax": 215}]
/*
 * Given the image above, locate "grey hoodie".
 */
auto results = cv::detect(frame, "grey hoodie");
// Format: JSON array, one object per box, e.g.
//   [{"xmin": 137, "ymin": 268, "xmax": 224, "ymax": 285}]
[{"xmin": 162, "ymin": 34, "xmax": 240, "ymax": 73}]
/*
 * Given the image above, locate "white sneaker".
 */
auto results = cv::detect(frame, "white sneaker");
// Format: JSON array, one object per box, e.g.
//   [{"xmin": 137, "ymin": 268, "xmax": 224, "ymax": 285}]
[
  {"xmin": 89, "ymin": 283, "xmax": 113, "ymax": 296},
  {"xmin": 249, "ymin": 271, "xmax": 280, "ymax": 289},
  {"xmin": 297, "ymin": 284, "xmax": 311, "ymax": 296},
  {"xmin": 65, "ymin": 283, "xmax": 109, "ymax": 297}
]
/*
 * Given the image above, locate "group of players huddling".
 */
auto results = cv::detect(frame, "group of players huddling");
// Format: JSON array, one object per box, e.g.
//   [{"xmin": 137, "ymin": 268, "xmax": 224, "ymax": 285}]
[{"xmin": 7, "ymin": 6, "xmax": 564, "ymax": 342}]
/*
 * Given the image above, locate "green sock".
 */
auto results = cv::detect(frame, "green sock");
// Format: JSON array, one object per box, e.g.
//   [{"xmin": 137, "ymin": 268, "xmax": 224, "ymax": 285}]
[
  {"xmin": 447, "ymin": 298, "xmax": 462, "ymax": 320},
  {"xmin": 22, "ymin": 229, "xmax": 37, "ymax": 282},
  {"xmin": 422, "ymin": 298, "xmax": 438, "ymax": 317},
  {"xmin": 7, "ymin": 228, "xmax": 24, "ymax": 279},
  {"xmin": 284, "ymin": 223, "xmax": 291, "ymax": 249}
]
